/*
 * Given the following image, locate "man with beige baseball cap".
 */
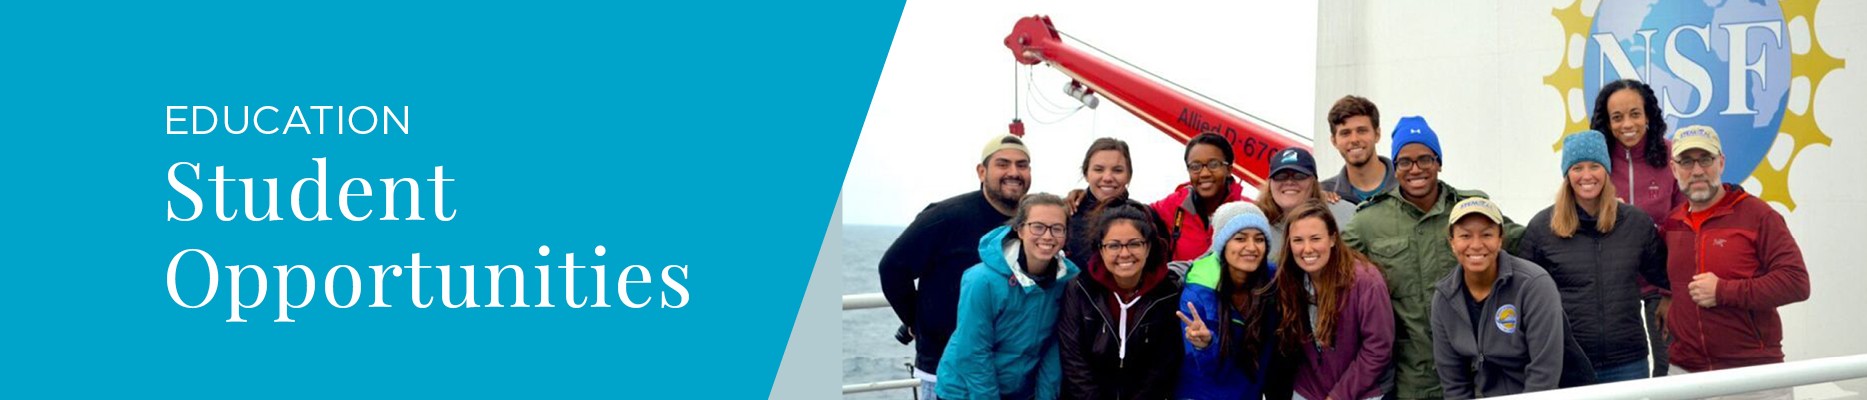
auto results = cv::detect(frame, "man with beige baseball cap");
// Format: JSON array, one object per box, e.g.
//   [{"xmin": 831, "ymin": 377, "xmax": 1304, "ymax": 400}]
[
  {"xmin": 1659, "ymin": 125, "xmax": 1809, "ymax": 400},
  {"xmin": 879, "ymin": 133, "xmax": 1035, "ymax": 395}
]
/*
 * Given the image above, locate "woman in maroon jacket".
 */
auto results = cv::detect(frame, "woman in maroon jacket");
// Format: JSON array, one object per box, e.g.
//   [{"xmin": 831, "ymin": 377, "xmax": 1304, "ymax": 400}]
[
  {"xmin": 1274, "ymin": 201, "xmax": 1394, "ymax": 400},
  {"xmin": 1590, "ymin": 78, "xmax": 1683, "ymax": 376}
]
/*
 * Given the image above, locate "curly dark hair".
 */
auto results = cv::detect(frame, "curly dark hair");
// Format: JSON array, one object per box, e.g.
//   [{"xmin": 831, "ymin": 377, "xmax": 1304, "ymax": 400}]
[{"xmin": 1590, "ymin": 79, "xmax": 1669, "ymax": 168}]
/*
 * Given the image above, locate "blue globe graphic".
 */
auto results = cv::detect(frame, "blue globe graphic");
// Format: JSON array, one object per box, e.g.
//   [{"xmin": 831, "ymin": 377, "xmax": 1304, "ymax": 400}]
[{"xmin": 1582, "ymin": 0, "xmax": 1791, "ymax": 184}]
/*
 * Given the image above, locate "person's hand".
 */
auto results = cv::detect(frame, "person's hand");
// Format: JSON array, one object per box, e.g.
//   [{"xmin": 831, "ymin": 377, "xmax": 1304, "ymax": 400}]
[
  {"xmin": 1065, "ymin": 189, "xmax": 1087, "ymax": 215},
  {"xmin": 1175, "ymin": 301, "xmax": 1212, "ymax": 350},
  {"xmin": 1655, "ymin": 297, "xmax": 1672, "ymax": 342},
  {"xmin": 1688, "ymin": 273, "xmax": 1720, "ymax": 308},
  {"xmin": 894, "ymin": 324, "xmax": 914, "ymax": 345},
  {"xmin": 1323, "ymin": 190, "xmax": 1343, "ymax": 204}
]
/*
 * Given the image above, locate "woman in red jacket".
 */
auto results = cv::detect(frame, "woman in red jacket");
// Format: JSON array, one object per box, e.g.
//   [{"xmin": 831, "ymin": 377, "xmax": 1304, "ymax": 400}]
[{"xmin": 1151, "ymin": 132, "xmax": 1246, "ymax": 263}]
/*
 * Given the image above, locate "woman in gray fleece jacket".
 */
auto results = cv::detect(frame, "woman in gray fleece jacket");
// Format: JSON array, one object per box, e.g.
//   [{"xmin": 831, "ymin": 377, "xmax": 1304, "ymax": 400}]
[{"xmin": 1430, "ymin": 198, "xmax": 1592, "ymax": 399}]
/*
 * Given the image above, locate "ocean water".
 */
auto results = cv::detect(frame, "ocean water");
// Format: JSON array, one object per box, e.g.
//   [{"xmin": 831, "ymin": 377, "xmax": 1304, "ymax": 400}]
[{"xmin": 843, "ymin": 224, "xmax": 918, "ymax": 399}]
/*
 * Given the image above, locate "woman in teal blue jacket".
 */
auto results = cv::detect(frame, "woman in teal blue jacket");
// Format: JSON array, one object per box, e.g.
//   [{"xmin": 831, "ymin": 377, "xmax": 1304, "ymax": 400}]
[{"xmin": 937, "ymin": 193, "xmax": 1080, "ymax": 400}]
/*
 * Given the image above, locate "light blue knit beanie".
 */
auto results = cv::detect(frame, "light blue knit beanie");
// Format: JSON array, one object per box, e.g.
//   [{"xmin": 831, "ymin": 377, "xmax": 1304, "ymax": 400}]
[{"xmin": 1209, "ymin": 201, "xmax": 1278, "ymax": 261}]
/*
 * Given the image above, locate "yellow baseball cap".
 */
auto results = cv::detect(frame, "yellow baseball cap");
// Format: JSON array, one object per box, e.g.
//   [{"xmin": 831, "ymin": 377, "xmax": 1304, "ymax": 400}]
[{"xmin": 1671, "ymin": 125, "xmax": 1723, "ymax": 158}]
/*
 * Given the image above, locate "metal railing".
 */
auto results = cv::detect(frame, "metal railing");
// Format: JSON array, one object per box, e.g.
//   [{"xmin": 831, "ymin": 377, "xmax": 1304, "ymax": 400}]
[
  {"xmin": 844, "ymin": 292, "xmax": 920, "ymax": 396},
  {"xmin": 848, "ymin": 291, "xmax": 1867, "ymax": 398},
  {"xmin": 845, "ymin": 292, "xmax": 889, "ymax": 310},
  {"xmin": 844, "ymin": 377, "xmax": 920, "ymax": 395},
  {"xmin": 1497, "ymin": 353, "xmax": 1867, "ymax": 399}
]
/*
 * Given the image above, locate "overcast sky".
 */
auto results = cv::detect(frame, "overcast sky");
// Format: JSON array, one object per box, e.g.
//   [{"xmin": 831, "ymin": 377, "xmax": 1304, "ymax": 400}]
[{"xmin": 841, "ymin": 1, "xmax": 1320, "ymax": 226}]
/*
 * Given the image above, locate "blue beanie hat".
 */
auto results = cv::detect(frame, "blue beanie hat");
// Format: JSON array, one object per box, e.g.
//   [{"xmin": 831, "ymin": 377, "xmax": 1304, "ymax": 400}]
[
  {"xmin": 1561, "ymin": 130, "xmax": 1612, "ymax": 175},
  {"xmin": 1391, "ymin": 116, "xmax": 1442, "ymax": 162},
  {"xmin": 1209, "ymin": 202, "xmax": 1278, "ymax": 266}
]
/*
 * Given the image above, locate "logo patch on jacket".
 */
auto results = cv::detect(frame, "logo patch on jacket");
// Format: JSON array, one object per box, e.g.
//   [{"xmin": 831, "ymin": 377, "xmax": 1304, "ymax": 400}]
[{"xmin": 1495, "ymin": 304, "xmax": 1519, "ymax": 334}]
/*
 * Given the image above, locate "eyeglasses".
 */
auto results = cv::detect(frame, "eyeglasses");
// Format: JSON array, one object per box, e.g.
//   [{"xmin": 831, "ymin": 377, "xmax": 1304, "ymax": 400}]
[
  {"xmin": 1022, "ymin": 222, "xmax": 1065, "ymax": 238},
  {"xmin": 1186, "ymin": 160, "xmax": 1229, "ymax": 172},
  {"xmin": 1271, "ymin": 171, "xmax": 1312, "ymax": 182},
  {"xmin": 1674, "ymin": 155, "xmax": 1717, "ymax": 170},
  {"xmin": 1395, "ymin": 155, "xmax": 1439, "ymax": 170},
  {"xmin": 1100, "ymin": 239, "xmax": 1149, "ymax": 253}
]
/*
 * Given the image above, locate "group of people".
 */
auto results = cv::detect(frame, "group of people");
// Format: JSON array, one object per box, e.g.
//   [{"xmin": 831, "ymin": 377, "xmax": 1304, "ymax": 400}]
[{"xmin": 877, "ymin": 79, "xmax": 1812, "ymax": 400}]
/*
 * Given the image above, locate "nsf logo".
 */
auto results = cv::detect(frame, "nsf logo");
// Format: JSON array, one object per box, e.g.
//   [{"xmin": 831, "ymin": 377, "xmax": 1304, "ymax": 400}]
[
  {"xmin": 1585, "ymin": 0, "xmax": 1788, "ymax": 185},
  {"xmin": 1547, "ymin": 0, "xmax": 1844, "ymax": 210},
  {"xmin": 1495, "ymin": 304, "xmax": 1519, "ymax": 334}
]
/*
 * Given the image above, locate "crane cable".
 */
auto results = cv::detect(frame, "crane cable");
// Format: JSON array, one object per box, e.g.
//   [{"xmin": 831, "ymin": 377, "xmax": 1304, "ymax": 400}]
[{"xmin": 1026, "ymin": 67, "xmax": 1084, "ymax": 115}]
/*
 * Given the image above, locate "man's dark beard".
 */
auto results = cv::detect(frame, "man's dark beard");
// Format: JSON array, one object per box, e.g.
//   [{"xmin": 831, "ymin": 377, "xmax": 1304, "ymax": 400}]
[{"xmin": 989, "ymin": 179, "xmax": 1026, "ymax": 207}]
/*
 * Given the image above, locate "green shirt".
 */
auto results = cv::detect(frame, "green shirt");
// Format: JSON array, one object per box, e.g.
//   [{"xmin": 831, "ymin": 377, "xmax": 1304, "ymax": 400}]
[{"xmin": 1343, "ymin": 182, "xmax": 1524, "ymax": 400}]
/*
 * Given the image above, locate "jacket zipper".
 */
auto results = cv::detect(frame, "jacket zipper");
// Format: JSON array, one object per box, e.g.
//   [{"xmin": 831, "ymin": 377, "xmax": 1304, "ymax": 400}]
[
  {"xmin": 1474, "ymin": 277, "xmax": 1501, "ymax": 399},
  {"xmin": 1079, "ymin": 284, "xmax": 1168, "ymax": 369},
  {"xmin": 1695, "ymin": 223, "xmax": 1712, "ymax": 371},
  {"xmin": 1078, "ymin": 283, "xmax": 1117, "ymax": 353},
  {"xmin": 1120, "ymin": 297, "xmax": 1165, "ymax": 368},
  {"xmin": 1594, "ymin": 234, "xmax": 1605, "ymax": 362},
  {"xmin": 1625, "ymin": 147, "xmax": 1635, "ymax": 201}
]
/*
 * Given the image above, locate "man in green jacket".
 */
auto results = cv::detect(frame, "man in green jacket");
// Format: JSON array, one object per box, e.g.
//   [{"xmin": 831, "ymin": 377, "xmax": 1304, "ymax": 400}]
[{"xmin": 1344, "ymin": 116, "xmax": 1524, "ymax": 400}]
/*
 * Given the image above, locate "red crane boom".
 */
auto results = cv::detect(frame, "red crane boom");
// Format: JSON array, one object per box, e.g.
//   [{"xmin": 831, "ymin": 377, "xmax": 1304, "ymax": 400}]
[{"xmin": 1004, "ymin": 15, "xmax": 1309, "ymax": 187}]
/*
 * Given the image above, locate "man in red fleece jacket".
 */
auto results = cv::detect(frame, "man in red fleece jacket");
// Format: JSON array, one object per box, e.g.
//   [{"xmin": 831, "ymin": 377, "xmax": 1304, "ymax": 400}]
[{"xmin": 1659, "ymin": 126, "xmax": 1810, "ymax": 397}]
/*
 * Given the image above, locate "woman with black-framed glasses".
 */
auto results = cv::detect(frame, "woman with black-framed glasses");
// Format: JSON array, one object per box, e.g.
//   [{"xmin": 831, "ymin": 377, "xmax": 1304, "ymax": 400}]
[
  {"xmin": 1059, "ymin": 201, "xmax": 1184, "ymax": 399},
  {"xmin": 936, "ymin": 193, "xmax": 1080, "ymax": 400},
  {"xmin": 1150, "ymin": 132, "xmax": 1248, "ymax": 264}
]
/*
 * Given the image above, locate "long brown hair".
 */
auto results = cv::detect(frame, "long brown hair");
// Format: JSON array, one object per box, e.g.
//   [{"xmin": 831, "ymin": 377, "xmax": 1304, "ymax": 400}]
[
  {"xmin": 1550, "ymin": 175, "xmax": 1620, "ymax": 238},
  {"xmin": 1273, "ymin": 200, "xmax": 1375, "ymax": 351}
]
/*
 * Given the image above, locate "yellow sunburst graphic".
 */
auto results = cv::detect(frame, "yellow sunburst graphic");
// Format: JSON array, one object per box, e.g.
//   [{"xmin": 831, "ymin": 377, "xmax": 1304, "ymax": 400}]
[
  {"xmin": 1543, "ymin": 0, "xmax": 1592, "ymax": 152},
  {"xmin": 1541, "ymin": 0, "xmax": 1845, "ymax": 210},
  {"xmin": 1762, "ymin": 0, "xmax": 1844, "ymax": 210}
]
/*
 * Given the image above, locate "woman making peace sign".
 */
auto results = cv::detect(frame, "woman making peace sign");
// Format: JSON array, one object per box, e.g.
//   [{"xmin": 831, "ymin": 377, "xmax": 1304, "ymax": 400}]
[{"xmin": 1174, "ymin": 202, "xmax": 1295, "ymax": 399}]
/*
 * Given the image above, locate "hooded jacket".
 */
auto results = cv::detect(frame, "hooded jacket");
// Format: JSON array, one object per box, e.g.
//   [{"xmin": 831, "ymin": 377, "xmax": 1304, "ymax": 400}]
[
  {"xmin": 1151, "ymin": 180, "xmax": 1248, "ymax": 263},
  {"xmin": 1518, "ymin": 202, "xmax": 1669, "ymax": 369},
  {"xmin": 1058, "ymin": 243, "xmax": 1183, "ymax": 399},
  {"xmin": 1343, "ymin": 181, "xmax": 1525, "ymax": 400},
  {"xmin": 936, "ymin": 226, "xmax": 1080, "ymax": 400},
  {"xmin": 1173, "ymin": 212, "xmax": 1292, "ymax": 400},
  {"xmin": 1431, "ymin": 254, "xmax": 1595, "ymax": 399},
  {"xmin": 1660, "ymin": 184, "xmax": 1810, "ymax": 372}
]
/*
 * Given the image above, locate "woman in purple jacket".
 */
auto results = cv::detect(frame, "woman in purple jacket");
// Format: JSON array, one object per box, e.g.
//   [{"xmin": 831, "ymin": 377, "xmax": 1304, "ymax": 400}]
[{"xmin": 1274, "ymin": 201, "xmax": 1394, "ymax": 400}]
